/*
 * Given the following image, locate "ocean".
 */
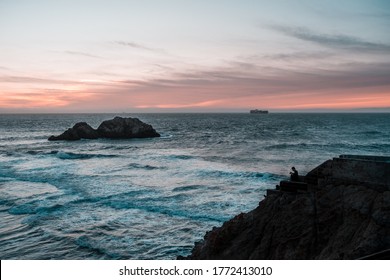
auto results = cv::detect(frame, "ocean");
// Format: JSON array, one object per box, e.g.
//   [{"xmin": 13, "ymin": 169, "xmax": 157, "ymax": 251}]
[{"xmin": 0, "ymin": 113, "xmax": 389, "ymax": 259}]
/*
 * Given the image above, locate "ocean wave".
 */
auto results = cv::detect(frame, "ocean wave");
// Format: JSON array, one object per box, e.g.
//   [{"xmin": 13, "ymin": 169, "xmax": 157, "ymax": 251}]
[
  {"xmin": 75, "ymin": 236, "xmax": 108, "ymax": 258},
  {"xmin": 166, "ymin": 154, "xmax": 195, "ymax": 160},
  {"xmin": 9, "ymin": 203, "xmax": 64, "ymax": 215},
  {"xmin": 0, "ymin": 181, "xmax": 58, "ymax": 200},
  {"xmin": 128, "ymin": 163, "xmax": 165, "ymax": 170},
  {"xmin": 69, "ymin": 189, "xmax": 156, "ymax": 206},
  {"xmin": 357, "ymin": 130, "xmax": 382, "ymax": 136},
  {"xmin": 172, "ymin": 185, "xmax": 204, "ymax": 192},
  {"xmin": 266, "ymin": 143, "xmax": 309, "ymax": 149},
  {"xmin": 266, "ymin": 142, "xmax": 390, "ymax": 150},
  {"xmin": 95, "ymin": 221, "xmax": 126, "ymax": 232},
  {"xmin": 101, "ymin": 145, "xmax": 139, "ymax": 151},
  {"xmin": 0, "ymin": 136, "xmax": 25, "ymax": 141},
  {"xmin": 159, "ymin": 133, "xmax": 173, "ymax": 139},
  {"xmin": 197, "ymin": 169, "xmax": 281, "ymax": 180},
  {"xmin": 9, "ymin": 150, "xmax": 121, "ymax": 160},
  {"xmin": 54, "ymin": 151, "xmax": 119, "ymax": 160},
  {"xmin": 0, "ymin": 198, "xmax": 17, "ymax": 210},
  {"xmin": 26, "ymin": 150, "xmax": 42, "ymax": 155},
  {"xmin": 101, "ymin": 197, "xmax": 225, "ymax": 222}
]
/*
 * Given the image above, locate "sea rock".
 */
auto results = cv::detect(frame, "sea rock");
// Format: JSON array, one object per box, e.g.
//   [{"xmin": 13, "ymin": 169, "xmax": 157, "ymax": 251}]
[
  {"xmin": 97, "ymin": 116, "xmax": 160, "ymax": 138},
  {"xmin": 48, "ymin": 117, "xmax": 160, "ymax": 141},
  {"xmin": 181, "ymin": 155, "xmax": 390, "ymax": 260},
  {"xmin": 48, "ymin": 122, "xmax": 98, "ymax": 141}
]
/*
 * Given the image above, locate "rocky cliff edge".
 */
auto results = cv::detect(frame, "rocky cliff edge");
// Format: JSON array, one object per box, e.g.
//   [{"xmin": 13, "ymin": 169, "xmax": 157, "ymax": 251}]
[{"xmin": 181, "ymin": 155, "xmax": 390, "ymax": 260}]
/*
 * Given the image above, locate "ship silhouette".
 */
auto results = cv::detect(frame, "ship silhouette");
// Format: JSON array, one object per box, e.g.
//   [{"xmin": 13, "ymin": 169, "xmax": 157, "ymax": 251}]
[{"xmin": 250, "ymin": 109, "xmax": 269, "ymax": 114}]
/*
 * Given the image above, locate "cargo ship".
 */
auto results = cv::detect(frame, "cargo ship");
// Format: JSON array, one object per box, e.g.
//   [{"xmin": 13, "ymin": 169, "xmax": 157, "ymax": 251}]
[{"xmin": 250, "ymin": 109, "xmax": 269, "ymax": 114}]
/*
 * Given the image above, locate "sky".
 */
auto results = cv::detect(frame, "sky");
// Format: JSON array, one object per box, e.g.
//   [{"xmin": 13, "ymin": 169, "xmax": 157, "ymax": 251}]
[{"xmin": 0, "ymin": 0, "xmax": 389, "ymax": 113}]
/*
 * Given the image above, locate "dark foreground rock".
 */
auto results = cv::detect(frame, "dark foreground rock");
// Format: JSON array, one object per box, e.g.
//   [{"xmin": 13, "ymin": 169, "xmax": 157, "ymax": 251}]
[
  {"xmin": 48, "ymin": 117, "xmax": 160, "ymax": 141},
  {"xmin": 181, "ymin": 155, "xmax": 390, "ymax": 260}
]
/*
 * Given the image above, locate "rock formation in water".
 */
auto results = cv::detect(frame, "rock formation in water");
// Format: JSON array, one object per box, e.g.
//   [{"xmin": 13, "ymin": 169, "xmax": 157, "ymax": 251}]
[
  {"xmin": 181, "ymin": 155, "xmax": 390, "ymax": 260},
  {"xmin": 48, "ymin": 117, "xmax": 160, "ymax": 141},
  {"xmin": 97, "ymin": 116, "xmax": 160, "ymax": 139},
  {"xmin": 48, "ymin": 122, "xmax": 99, "ymax": 141}
]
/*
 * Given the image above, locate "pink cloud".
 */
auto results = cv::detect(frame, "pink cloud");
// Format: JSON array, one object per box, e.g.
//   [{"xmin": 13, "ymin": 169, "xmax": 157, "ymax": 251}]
[{"xmin": 1, "ymin": 61, "xmax": 390, "ymax": 112}]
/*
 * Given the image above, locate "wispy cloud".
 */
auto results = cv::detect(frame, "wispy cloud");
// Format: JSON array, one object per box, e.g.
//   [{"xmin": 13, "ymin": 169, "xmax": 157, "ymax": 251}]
[
  {"xmin": 115, "ymin": 60, "xmax": 390, "ymax": 93},
  {"xmin": 260, "ymin": 51, "xmax": 335, "ymax": 62},
  {"xmin": 0, "ymin": 75, "xmax": 77, "ymax": 84},
  {"xmin": 64, "ymin": 51, "xmax": 104, "ymax": 59},
  {"xmin": 0, "ymin": 75, "xmax": 114, "ymax": 86},
  {"xmin": 98, "ymin": 60, "xmax": 390, "ymax": 111},
  {"xmin": 114, "ymin": 41, "xmax": 158, "ymax": 52},
  {"xmin": 269, "ymin": 25, "xmax": 390, "ymax": 53}
]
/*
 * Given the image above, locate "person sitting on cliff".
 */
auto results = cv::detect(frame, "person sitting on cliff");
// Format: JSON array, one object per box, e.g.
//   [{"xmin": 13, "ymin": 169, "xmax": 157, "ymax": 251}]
[{"xmin": 290, "ymin": 166, "xmax": 299, "ymax": 181}]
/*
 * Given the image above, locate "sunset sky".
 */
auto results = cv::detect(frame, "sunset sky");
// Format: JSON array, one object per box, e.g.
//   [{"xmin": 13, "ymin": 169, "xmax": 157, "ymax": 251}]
[{"xmin": 1, "ymin": 0, "xmax": 389, "ymax": 113}]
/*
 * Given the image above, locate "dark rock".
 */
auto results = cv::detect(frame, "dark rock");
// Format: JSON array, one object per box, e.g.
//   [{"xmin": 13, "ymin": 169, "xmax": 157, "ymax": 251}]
[
  {"xmin": 97, "ymin": 116, "xmax": 160, "ymax": 138},
  {"xmin": 182, "ymin": 156, "xmax": 390, "ymax": 260},
  {"xmin": 48, "ymin": 128, "xmax": 80, "ymax": 141},
  {"xmin": 48, "ymin": 117, "xmax": 160, "ymax": 141},
  {"xmin": 72, "ymin": 122, "xmax": 99, "ymax": 139},
  {"xmin": 48, "ymin": 122, "xmax": 98, "ymax": 141}
]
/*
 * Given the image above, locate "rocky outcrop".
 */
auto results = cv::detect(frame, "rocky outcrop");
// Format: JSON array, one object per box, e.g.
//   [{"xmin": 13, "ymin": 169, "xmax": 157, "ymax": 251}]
[
  {"xmin": 181, "ymin": 155, "xmax": 390, "ymax": 260},
  {"xmin": 97, "ymin": 117, "xmax": 160, "ymax": 139},
  {"xmin": 48, "ymin": 122, "xmax": 99, "ymax": 141},
  {"xmin": 48, "ymin": 117, "xmax": 160, "ymax": 141}
]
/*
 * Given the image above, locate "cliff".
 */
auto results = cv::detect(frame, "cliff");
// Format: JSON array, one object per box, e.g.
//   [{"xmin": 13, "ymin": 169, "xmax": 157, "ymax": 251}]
[{"xmin": 182, "ymin": 155, "xmax": 390, "ymax": 260}]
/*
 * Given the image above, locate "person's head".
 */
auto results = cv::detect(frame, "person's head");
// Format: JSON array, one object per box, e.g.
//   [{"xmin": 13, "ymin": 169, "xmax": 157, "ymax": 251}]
[{"xmin": 291, "ymin": 167, "xmax": 296, "ymax": 171}]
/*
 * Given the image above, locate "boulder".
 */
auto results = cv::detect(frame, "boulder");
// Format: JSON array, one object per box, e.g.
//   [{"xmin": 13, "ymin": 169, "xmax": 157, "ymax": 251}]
[
  {"xmin": 48, "ymin": 117, "xmax": 160, "ymax": 141},
  {"xmin": 48, "ymin": 122, "xmax": 98, "ymax": 141},
  {"xmin": 97, "ymin": 117, "xmax": 160, "ymax": 138}
]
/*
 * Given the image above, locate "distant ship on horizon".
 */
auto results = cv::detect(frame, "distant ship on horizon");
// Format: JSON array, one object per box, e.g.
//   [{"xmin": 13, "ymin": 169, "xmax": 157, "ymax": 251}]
[{"xmin": 250, "ymin": 109, "xmax": 269, "ymax": 114}]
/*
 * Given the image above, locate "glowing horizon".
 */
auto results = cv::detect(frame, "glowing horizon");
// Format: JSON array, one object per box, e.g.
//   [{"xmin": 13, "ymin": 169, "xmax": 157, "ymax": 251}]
[{"xmin": 1, "ymin": 0, "xmax": 389, "ymax": 113}]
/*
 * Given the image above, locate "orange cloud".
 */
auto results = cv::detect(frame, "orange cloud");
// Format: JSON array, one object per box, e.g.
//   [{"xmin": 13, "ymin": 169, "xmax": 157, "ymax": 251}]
[
  {"xmin": 0, "ymin": 88, "xmax": 96, "ymax": 110},
  {"xmin": 0, "ymin": 92, "xmax": 71, "ymax": 108}
]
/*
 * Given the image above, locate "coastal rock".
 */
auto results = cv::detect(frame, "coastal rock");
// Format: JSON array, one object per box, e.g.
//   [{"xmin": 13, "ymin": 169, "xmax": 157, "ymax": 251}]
[
  {"xmin": 48, "ymin": 117, "xmax": 160, "ymax": 141},
  {"xmin": 48, "ymin": 122, "xmax": 98, "ymax": 141},
  {"xmin": 97, "ymin": 116, "xmax": 160, "ymax": 138},
  {"xmin": 181, "ymin": 155, "xmax": 390, "ymax": 260}
]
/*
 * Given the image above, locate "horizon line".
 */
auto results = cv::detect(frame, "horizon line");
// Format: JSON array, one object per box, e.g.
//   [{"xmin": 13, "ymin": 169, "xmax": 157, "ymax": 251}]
[{"xmin": 1, "ymin": 110, "xmax": 390, "ymax": 115}]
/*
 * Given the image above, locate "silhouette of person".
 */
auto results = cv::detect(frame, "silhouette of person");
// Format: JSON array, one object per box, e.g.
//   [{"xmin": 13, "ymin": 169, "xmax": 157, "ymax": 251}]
[{"xmin": 290, "ymin": 166, "xmax": 299, "ymax": 181}]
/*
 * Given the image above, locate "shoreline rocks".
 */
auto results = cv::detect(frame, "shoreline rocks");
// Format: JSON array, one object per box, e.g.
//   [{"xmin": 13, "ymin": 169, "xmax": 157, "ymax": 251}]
[
  {"xmin": 48, "ymin": 116, "xmax": 160, "ymax": 141},
  {"xmin": 181, "ymin": 155, "xmax": 390, "ymax": 260}
]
